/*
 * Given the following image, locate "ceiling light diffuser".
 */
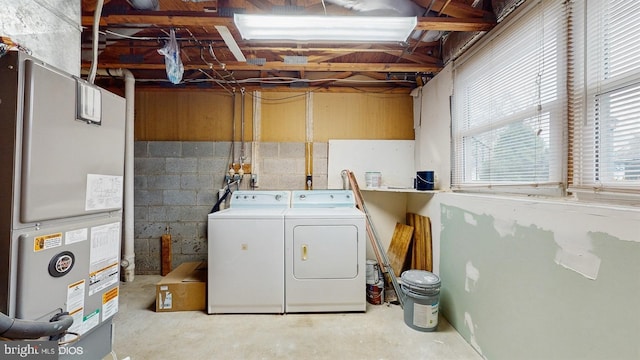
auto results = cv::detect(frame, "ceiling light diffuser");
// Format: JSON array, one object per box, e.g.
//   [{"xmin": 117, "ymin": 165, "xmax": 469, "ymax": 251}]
[{"xmin": 234, "ymin": 14, "xmax": 417, "ymax": 42}]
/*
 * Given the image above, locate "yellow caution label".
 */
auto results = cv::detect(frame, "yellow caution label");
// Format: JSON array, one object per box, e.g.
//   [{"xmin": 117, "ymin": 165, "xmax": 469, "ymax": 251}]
[
  {"xmin": 34, "ymin": 233, "xmax": 63, "ymax": 252},
  {"xmin": 102, "ymin": 287, "xmax": 119, "ymax": 304}
]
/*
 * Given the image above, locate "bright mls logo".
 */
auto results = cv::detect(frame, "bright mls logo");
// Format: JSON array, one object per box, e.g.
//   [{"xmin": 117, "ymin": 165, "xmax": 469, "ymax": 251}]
[{"xmin": 1, "ymin": 341, "xmax": 57, "ymax": 359}]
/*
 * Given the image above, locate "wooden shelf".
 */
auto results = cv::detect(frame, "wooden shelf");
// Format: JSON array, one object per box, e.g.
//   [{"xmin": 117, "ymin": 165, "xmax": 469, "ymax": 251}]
[{"xmin": 361, "ymin": 187, "xmax": 440, "ymax": 193}]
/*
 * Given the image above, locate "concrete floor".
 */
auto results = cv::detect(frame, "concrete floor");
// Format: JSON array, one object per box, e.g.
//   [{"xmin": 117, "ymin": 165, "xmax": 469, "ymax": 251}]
[{"xmin": 110, "ymin": 275, "xmax": 482, "ymax": 360}]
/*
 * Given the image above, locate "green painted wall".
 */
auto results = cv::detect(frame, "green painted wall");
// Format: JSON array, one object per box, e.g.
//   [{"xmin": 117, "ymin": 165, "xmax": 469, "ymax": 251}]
[{"xmin": 431, "ymin": 196, "xmax": 640, "ymax": 360}]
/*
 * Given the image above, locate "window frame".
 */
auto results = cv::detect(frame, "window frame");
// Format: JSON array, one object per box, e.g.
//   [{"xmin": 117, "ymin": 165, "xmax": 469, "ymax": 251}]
[{"xmin": 450, "ymin": 0, "xmax": 568, "ymax": 196}]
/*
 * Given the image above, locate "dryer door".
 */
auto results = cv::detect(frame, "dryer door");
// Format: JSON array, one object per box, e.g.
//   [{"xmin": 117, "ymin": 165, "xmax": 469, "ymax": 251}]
[{"xmin": 292, "ymin": 225, "xmax": 358, "ymax": 279}]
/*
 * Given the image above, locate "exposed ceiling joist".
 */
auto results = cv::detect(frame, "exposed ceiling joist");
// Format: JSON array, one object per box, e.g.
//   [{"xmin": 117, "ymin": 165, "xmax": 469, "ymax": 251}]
[
  {"xmin": 81, "ymin": 0, "xmax": 497, "ymax": 90},
  {"xmin": 413, "ymin": 0, "xmax": 492, "ymax": 18},
  {"xmin": 246, "ymin": 0, "xmax": 275, "ymax": 11},
  {"xmin": 384, "ymin": 51, "xmax": 440, "ymax": 65},
  {"xmin": 82, "ymin": 14, "xmax": 495, "ymax": 33},
  {"xmin": 85, "ymin": 61, "xmax": 442, "ymax": 73},
  {"xmin": 414, "ymin": 17, "xmax": 494, "ymax": 31}
]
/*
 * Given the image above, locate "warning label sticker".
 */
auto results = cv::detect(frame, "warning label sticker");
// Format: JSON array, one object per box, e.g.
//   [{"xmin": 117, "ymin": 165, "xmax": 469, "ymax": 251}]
[
  {"xmin": 33, "ymin": 233, "xmax": 63, "ymax": 252},
  {"xmin": 89, "ymin": 263, "xmax": 119, "ymax": 296},
  {"xmin": 102, "ymin": 287, "xmax": 119, "ymax": 320},
  {"xmin": 67, "ymin": 280, "xmax": 85, "ymax": 314}
]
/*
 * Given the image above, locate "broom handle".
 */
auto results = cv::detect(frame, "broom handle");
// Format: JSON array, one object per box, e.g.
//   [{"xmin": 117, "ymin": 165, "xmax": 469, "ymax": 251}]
[{"xmin": 346, "ymin": 170, "xmax": 404, "ymax": 307}]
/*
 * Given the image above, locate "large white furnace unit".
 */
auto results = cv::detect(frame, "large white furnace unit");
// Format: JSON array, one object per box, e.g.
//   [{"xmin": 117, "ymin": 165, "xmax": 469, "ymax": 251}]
[{"xmin": 0, "ymin": 52, "xmax": 126, "ymax": 359}]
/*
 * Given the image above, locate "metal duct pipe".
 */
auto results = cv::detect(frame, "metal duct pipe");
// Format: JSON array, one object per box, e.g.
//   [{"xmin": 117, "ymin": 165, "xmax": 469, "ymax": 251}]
[{"xmin": 97, "ymin": 68, "xmax": 136, "ymax": 282}]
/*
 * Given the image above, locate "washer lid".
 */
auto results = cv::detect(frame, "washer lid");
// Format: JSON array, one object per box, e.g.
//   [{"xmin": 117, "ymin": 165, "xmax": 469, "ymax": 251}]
[{"xmin": 401, "ymin": 270, "xmax": 441, "ymax": 290}]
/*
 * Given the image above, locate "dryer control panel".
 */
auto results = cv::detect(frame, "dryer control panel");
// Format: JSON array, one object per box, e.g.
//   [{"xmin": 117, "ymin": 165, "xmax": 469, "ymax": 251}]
[{"xmin": 291, "ymin": 190, "xmax": 355, "ymax": 208}]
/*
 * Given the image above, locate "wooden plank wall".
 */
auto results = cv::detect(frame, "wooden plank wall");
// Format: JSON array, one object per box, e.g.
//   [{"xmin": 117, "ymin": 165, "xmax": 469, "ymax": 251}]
[
  {"xmin": 134, "ymin": 89, "xmax": 414, "ymax": 141},
  {"xmin": 260, "ymin": 92, "xmax": 307, "ymax": 142},
  {"xmin": 134, "ymin": 90, "xmax": 253, "ymax": 141},
  {"xmin": 313, "ymin": 92, "xmax": 414, "ymax": 141}
]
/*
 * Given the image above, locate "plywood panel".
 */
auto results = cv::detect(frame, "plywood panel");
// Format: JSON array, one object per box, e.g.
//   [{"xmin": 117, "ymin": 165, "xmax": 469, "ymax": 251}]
[
  {"xmin": 388, "ymin": 223, "xmax": 414, "ymax": 277},
  {"xmin": 135, "ymin": 90, "xmax": 253, "ymax": 141},
  {"xmin": 259, "ymin": 92, "xmax": 306, "ymax": 142},
  {"xmin": 314, "ymin": 92, "xmax": 414, "ymax": 142},
  {"xmin": 407, "ymin": 213, "xmax": 433, "ymax": 272},
  {"xmin": 327, "ymin": 140, "xmax": 415, "ymax": 189},
  {"xmin": 135, "ymin": 90, "xmax": 412, "ymax": 142}
]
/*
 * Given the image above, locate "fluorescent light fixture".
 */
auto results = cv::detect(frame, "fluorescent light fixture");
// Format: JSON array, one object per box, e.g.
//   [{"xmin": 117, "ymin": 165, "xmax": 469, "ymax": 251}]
[
  {"xmin": 234, "ymin": 14, "xmax": 417, "ymax": 42},
  {"xmin": 215, "ymin": 25, "xmax": 247, "ymax": 62}
]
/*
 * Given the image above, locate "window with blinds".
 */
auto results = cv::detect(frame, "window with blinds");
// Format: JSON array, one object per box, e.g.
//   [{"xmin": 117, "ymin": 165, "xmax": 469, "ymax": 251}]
[
  {"xmin": 571, "ymin": 0, "xmax": 640, "ymax": 195},
  {"xmin": 451, "ymin": 0, "xmax": 567, "ymax": 194}
]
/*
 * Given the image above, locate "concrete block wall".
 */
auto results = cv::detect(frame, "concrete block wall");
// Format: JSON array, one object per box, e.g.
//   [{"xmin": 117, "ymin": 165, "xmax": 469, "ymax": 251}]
[
  {"xmin": 256, "ymin": 142, "xmax": 328, "ymax": 190},
  {"xmin": 133, "ymin": 140, "xmax": 328, "ymax": 274},
  {"xmin": 134, "ymin": 141, "xmax": 251, "ymax": 274}
]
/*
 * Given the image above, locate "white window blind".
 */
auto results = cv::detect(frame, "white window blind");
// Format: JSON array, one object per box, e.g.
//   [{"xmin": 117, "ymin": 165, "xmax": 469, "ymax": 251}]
[
  {"xmin": 572, "ymin": 0, "xmax": 640, "ymax": 194},
  {"xmin": 451, "ymin": 0, "xmax": 567, "ymax": 194}
]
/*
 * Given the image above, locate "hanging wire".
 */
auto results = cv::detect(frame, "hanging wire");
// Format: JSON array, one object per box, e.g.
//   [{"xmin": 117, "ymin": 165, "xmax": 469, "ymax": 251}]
[
  {"xmin": 209, "ymin": 43, "xmax": 239, "ymax": 87},
  {"xmin": 198, "ymin": 47, "xmax": 234, "ymax": 94}
]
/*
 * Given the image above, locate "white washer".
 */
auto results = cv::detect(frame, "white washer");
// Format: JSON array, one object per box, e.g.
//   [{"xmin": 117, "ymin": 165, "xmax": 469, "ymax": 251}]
[
  {"xmin": 285, "ymin": 190, "xmax": 366, "ymax": 313},
  {"xmin": 207, "ymin": 190, "xmax": 290, "ymax": 314}
]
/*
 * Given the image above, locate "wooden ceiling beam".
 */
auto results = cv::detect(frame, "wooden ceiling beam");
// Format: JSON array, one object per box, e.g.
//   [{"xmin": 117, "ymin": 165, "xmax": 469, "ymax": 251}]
[
  {"xmin": 82, "ymin": 13, "xmax": 495, "ymax": 32},
  {"xmin": 82, "ymin": 14, "xmax": 235, "ymax": 28},
  {"xmin": 309, "ymin": 71, "xmax": 354, "ymax": 87},
  {"xmin": 83, "ymin": 61, "xmax": 442, "ymax": 72},
  {"xmin": 306, "ymin": 53, "xmax": 349, "ymax": 63},
  {"xmin": 384, "ymin": 51, "xmax": 440, "ymax": 65},
  {"xmin": 413, "ymin": 0, "xmax": 492, "ymax": 19},
  {"xmin": 95, "ymin": 41, "xmax": 434, "ymax": 55},
  {"xmin": 415, "ymin": 17, "xmax": 495, "ymax": 32},
  {"xmin": 358, "ymin": 72, "xmax": 389, "ymax": 81},
  {"xmin": 246, "ymin": 0, "xmax": 275, "ymax": 11}
]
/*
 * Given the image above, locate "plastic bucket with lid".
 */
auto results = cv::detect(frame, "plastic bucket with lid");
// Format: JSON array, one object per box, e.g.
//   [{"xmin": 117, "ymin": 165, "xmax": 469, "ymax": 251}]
[{"xmin": 400, "ymin": 270, "xmax": 441, "ymax": 332}]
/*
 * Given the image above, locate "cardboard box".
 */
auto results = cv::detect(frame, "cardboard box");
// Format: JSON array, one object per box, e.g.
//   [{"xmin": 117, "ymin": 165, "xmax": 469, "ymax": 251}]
[{"xmin": 156, "ymin": 261, "xmax": 207, "ymax": 312}]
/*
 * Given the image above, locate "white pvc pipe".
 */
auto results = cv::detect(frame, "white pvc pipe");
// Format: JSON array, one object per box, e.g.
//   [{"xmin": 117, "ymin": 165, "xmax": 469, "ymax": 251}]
[
  {"xmin": 87, "ymin": 0, "xmax": 104, "ymax": 84},
  {"xmin": 97, "ymin": 68, "xmax": 136, "ymax": 282},
  {"xmin": 122, "ymin": 69, "xmax": 135, "ymax": 282}
]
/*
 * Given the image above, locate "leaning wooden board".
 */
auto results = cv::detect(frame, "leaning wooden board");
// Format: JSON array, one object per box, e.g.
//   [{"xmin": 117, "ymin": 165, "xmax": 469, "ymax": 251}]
[
  {"xmin": 387, "ymin": 223, "xmax": 414, "ymax": 277},
  {"xmin": 406, "ymin": 213, "xmax": 433, "ymax": 272},
  {"xmin": 161, "ymin": 232, "xmax": 172, "ymax": 276}
]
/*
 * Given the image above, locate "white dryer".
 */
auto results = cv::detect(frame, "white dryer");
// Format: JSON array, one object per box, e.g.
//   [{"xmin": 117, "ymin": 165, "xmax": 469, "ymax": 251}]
[
  {"xmin": 284, "ymin": 190, "xmax": 366, "ymax": 313},
  {"xmin": 207, "ymin": 190, "xmax": 290, "ymax": 314}
]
